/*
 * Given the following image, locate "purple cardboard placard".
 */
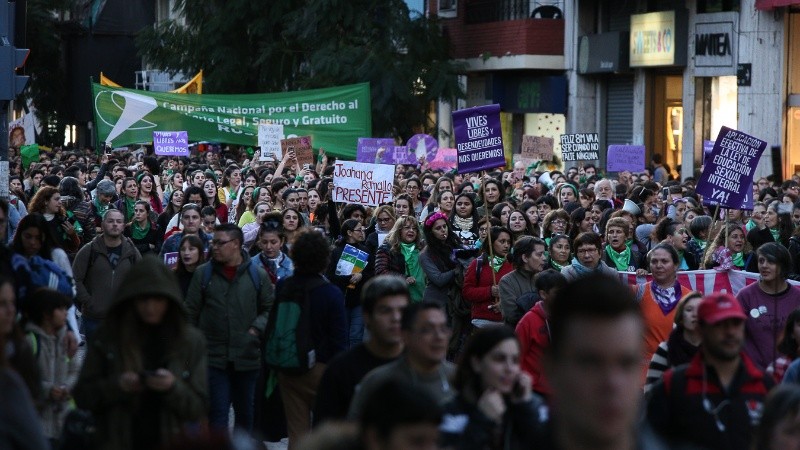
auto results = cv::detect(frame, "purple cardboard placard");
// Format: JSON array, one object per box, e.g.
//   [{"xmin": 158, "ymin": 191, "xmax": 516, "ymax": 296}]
[
  {"xmin": 391, "ymin": 145, "xmax": 418, "ymax": 165},
  {"xmin": 154, "ymin": 131, "xmax": 189, "ymax": 156},
  {"xmin": 606, "ymin": 145, "xmax": 645, "ymax": 172},
  {"xmin": 406, "ymin": 134, "xmax": 439, "ymax": 163},
  {"xmin": 357, "ymin": 138, "xmax": 396, "ymax": 163},
  {"xmin": 429, "ymin": 148, "xmax": 457, "ymax": 170},
  {"xmin": 453, "ymin": 104, "xmax": 505, "ymax": 174},
  {"xmin": 695, "ymin": 126, "xmax": 767, "ymax": 210},
  {"xmin": 702, "ymin": 140, "xmax": 714, "ymax": 164}
]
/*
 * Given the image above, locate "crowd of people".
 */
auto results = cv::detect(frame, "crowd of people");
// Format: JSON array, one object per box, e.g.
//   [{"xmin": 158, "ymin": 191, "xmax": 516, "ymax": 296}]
[{"xmin": 5, "ymin": 143, "xmax": 800, "ymax": 449}]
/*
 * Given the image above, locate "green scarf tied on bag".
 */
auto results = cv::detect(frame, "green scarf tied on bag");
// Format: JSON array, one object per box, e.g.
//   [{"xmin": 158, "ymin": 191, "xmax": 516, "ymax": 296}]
[{"xmin": 400, "ymin": 242, "xmax": 426, "ymax": 302}]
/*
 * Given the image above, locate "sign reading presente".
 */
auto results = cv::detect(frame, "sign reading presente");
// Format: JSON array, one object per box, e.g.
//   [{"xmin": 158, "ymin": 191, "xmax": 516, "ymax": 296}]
[
  {"xmin": 695, "ymin": 126, "xmax": 767, "ymax": 210},
  {"xmin": 453, "ymin": 104, "xmax": 505, "ymax": 174},
  {"xmin": 333, "ymin": 161, "xmax": 394, "ymax": 206},
  {"xmin": 630, "ymin": 11, "xmax": 678, "ymax": 67}
]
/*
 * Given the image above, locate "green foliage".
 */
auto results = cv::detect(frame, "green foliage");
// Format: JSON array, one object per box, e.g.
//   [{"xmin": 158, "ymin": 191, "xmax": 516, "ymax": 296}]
[{"xmin": 136, "ymin": 0, "xmax": 464, "ymax": 141}]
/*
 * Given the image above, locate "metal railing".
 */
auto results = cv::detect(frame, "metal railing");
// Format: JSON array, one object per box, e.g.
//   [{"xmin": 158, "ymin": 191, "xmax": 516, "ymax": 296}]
[{"xmin": 464, "ymin": 0, "xmax": 564, "ymax": 24}]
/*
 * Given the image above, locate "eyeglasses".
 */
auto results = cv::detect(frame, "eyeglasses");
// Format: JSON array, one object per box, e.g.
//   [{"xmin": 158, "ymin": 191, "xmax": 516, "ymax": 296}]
[
  {"xmin": 552, "ymin": 219, "xmax": 567, "ymax": 226},
  {"xmin": 352, "ymin": 228, "xmax": 365, "ymax": 233},
  {"xmin": 577, "ymin": 247, "xmax": 598, "ymax": 254},
  {"xmin": 211, "ymin": 238, "xmax": 236, "ymax": 247}
]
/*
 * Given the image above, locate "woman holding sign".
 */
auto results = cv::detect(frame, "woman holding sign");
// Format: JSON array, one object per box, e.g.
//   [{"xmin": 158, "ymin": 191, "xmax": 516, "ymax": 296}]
[{"xmin": 327, "ymin": 219, "xmax": 374, "ymax": 348}]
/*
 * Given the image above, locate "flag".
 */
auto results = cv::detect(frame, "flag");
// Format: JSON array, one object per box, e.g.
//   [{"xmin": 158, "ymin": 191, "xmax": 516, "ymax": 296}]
[
  {"xmin": 99, "ymin": 72, "xmax": 121, "ymax": 87},
  {"xmin": 20, "ymin": 144, "xmax": 39, "ymax": 170},
  {"xmin": 619, "ymin": 269, "xmax": 798, "ymax": 296},
  {"xmin": 100, "ymin": 71, "xmax": 203, "ymax": 94}
]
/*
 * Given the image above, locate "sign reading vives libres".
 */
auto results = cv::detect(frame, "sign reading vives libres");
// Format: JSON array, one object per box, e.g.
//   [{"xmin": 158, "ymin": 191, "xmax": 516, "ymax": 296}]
[{"xmin": 91, "ymin": 82, "xmax": 371, "ymax": 159}]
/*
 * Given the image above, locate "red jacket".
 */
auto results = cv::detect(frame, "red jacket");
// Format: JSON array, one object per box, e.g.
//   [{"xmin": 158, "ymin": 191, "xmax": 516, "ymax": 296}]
[
  {"xmin": 463, "ymin": 256, "xmax": 513, "ymax": 322},
  {"xmin": 516, "ymin": 301, "xmax": 551, "ymax": 397}
]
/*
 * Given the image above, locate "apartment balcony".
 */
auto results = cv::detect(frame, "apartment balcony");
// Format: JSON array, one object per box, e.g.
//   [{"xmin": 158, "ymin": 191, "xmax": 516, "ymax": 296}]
[{"xmin": 441, "ymin": 0, "xmax": 565, "ymax": 71}]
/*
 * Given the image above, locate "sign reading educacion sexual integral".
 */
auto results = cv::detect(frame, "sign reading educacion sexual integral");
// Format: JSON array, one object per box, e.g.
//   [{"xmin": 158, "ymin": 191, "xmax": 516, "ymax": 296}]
[
  {"xmin": 695, "ymin": 126, "xmax": 767, "ymax": 210},
  {"xmin": 560, "ymin": 133, "xmax": 599, "ymax": 162},
  {"xmin": 333, "ymin": 161, "xmax": 395, "ymax": 207},
  {"xmin": 153, "ymin": 131, "xmax": 189, "ymax": 156},
  {"xmin": 452, "ymin": 104, "xmax": 505, "ymax": 174}
]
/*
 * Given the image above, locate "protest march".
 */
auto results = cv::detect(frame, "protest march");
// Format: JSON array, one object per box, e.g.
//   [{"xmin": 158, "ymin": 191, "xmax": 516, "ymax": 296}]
[{"xmin": 4, "ymin": 32, "xmax": 800, "ymax": 450}]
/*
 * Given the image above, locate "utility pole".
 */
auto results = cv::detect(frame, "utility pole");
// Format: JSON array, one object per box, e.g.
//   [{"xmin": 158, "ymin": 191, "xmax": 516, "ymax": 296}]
[{"xmin": 0, "ymin": 0, "xmax": 29, "ymax": 201}]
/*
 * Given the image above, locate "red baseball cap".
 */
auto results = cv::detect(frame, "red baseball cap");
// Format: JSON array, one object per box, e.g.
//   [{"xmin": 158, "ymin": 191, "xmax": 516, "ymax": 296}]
[{"xmin": 698, "ymin": 293, "xmax": 747, "ymax": 325}]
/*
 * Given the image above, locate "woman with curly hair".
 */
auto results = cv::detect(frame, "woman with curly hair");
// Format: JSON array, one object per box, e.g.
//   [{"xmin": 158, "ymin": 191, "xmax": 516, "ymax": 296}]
[
  {"xmin": 541, "ymin": 209, "xmax": 570, "ymax": 246},
  {"xmin": 27, "ymin": 186, "xmax": 79, "ymax": 254},
  {"xmin": 476, "ymin": 178, "xmax": 504, "ymax": 217},
  {"xmin": 115, "ymin": 177, "xmax": 140, "ymax": 223},
  {"xmin": 375, "ymin": 215, "xmax": 426, "ymax": 302},
  {"xmin": 703, "ymin": 222, "xmax": 754, "ymax": 271}
]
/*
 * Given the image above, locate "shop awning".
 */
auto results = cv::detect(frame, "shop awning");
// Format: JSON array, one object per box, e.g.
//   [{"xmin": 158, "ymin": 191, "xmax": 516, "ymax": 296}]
[{"xmin": 756, "ymin": 0, "xmax": 800, "ymax": 10}]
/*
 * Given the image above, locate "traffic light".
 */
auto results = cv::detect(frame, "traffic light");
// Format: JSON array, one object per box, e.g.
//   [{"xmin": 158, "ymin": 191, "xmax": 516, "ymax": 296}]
[{"xmin": 0, "ymin": 0, "xmax": 28, "ymax": 101}]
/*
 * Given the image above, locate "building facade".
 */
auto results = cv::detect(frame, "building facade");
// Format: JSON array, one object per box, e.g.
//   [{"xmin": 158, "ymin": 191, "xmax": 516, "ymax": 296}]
[{"xmin": 440, "ymin": 0, "xmax": 796, "ymax": 180}]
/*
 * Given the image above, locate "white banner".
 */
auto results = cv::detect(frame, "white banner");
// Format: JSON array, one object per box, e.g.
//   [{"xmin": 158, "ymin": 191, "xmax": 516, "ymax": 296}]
[{"xmin": 332, "ymin": 160, "xmax": 394, "ymax": 206}]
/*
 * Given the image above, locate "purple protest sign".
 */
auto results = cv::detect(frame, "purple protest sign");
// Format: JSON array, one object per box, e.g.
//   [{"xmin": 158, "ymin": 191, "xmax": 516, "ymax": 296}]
[
  {"xmin": 429, "ymin": 148, "xmax": 457, "ymax": 170},
  {"xmin": 357, "ymin": 138, "xmax": 396, "ymax": 163},
  {"xmin": 453, "ymin": 104, "xmax": 505, "ymax": 174},
  {"xmin": 391, "ymin": 145, "xmax": 418, "ymax": 165},
  {"xmin": 695, "ymin": 126, "xmax": 767, "ymax": 210},
  {"xmin": 153, "ymin": 131, "xmax": 189, "ymax": 156},
  {"xmin": 606, "ymin": 145, "xmax": 645, "ymax": 172},
  {"xmin": 407, "ymin": 134, "xmax": 439, "ymax": 163},
  {"xmin": 163, "ymin": 252, "xmax": 179, "ymax": 270}
]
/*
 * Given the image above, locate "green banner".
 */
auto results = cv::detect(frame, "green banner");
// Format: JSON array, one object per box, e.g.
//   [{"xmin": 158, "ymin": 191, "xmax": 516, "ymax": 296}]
[{"xmin": 91, "ymin": 82, "xmax": 371, "ymax": 159}]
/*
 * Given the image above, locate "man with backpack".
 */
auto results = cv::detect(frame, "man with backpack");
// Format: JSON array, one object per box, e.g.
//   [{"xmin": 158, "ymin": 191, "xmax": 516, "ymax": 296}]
[
  {"xmin": 72, "ymin": 208, "xmax": 141, "ymax": 341},
  {"xmin": 646, "ymin": 293, "xmax": 774, "ymax": 450},
  {"xmin": 185, "ymin": 223, "xmax": 274, "ymax": 433},
  {"xmin": 265, "ymin": 228, "xmax": 346, "ymax": 449}
]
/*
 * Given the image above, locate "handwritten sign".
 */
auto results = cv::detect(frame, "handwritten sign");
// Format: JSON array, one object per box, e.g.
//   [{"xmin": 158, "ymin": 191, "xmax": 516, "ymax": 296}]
[
  {"xmin": 281, "ymin": 136, "xmax": 314, "ymax": 168},
  {"xmin": 453, "ymin": 104, "xmax": 505, "ymax": 173},
  {"xmin": 695, "ymin": 126, "xmax": 767, "ymax": 210},
  {"xmin": 153, "ymin": 131, "xmax": 189, "ymax": 156},
  {"xmin": 333, "ymin": 161, "xmax": 394, "ymax": 206},
  {"xmin": 521, "ymin": 135, "xmax": 554, "ymax": 161},
  {"xmin": 163, "ymin": 252, "xmax": 179, "ymax": 270},
  {"xmin": 560, "ymin": 133, "xmax": 599, "ymax": 162},
  {"xmin": 606, "ymin": 145, "xmax": 646, "ymax": 172},
  {"xmin": 258, "ymin": 124, "xmax": 283, "ymax": 161}
]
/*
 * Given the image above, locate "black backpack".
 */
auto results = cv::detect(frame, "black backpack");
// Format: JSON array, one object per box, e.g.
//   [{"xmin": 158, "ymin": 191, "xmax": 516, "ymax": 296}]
[{"xmin": 264, "ymin": 275, "xmax": 327, "ymax": 374}]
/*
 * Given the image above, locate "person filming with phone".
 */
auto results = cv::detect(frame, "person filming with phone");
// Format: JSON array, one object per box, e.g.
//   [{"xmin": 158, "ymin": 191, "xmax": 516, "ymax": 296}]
[{"xmin": 439, "ymin": 325, "xmax": 547, "ymax": 449}]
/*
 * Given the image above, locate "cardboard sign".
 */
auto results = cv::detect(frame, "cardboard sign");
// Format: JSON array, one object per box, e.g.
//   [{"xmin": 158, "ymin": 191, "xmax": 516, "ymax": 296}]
[
  {"xmin": 333, "ymin": 161, "xmax": 395, "ymax": 206},
  {"xmin": 258, "ymin": 124, "xmax": 283, "ymax": 161},
  {"xmin": 356, "ymin": 138, "xmax": 396, "ymax": 163},
  {"xmin": 521, "ymin": 135, "xmax": 554, "ymax": 160},
  {"xmin": 606, "ymin": 145, "xmax": 646, "ymax": 172},
  {"xmin": 695, "ymin": 126, "xmax": 767, "ymax": 210},
  {"xmin": 281, "ymin": 136, "xmax": 314, "ymax": 168},
  {"xmin": 335, "ymin": 244, "xmax": 369, "ymax": 276},
  {"xmin": 163, "ymin": 252, "xmax": 179, "ymax": 270},
  {"xmin": 453, "ymin": 104, "xmax": 505, "ymax": 173},
  {"xmin": 429, "ymin": 148, "xmax": 457, "ymax": 170},
  {"xmin": 406, "ymin": 134, "xmax": 439, "ymax": 163},
  {"xmin": 391, "ymin": 145, "xmax": 418, "ymax": 165},
  {"xmin": 153, "ymin": 131, "xmax": 189, "ymax": 156},
  {"xmin": 560, "ymin": 133, "xmax": 600, "ymax": 162}
]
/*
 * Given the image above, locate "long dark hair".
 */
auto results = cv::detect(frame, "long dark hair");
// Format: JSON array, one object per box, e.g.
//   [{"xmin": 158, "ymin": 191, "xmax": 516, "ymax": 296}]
[
  {"xmin": 423, "ymin": 213, "xmax": 462, "ymax": 269},
  {"xmin": 454, "ymin": 326, "xmax": 519, "ymax": 402},
  {"xmin": 175, "ymin": 234, "xmax": 205, "ymax": 275},
  {"xmin": 777, "ymin": 309, "xmax": 800, "ymax": 359},
  {"xmin": 12, "ymin": 213, "xmax": 58, "ymax": 256}
]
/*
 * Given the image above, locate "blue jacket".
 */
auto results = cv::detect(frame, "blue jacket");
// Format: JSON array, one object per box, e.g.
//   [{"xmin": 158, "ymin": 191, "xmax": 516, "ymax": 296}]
[{"xmin": 251, "ymin": 252, "xmax": 294, "ymax": 282}]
